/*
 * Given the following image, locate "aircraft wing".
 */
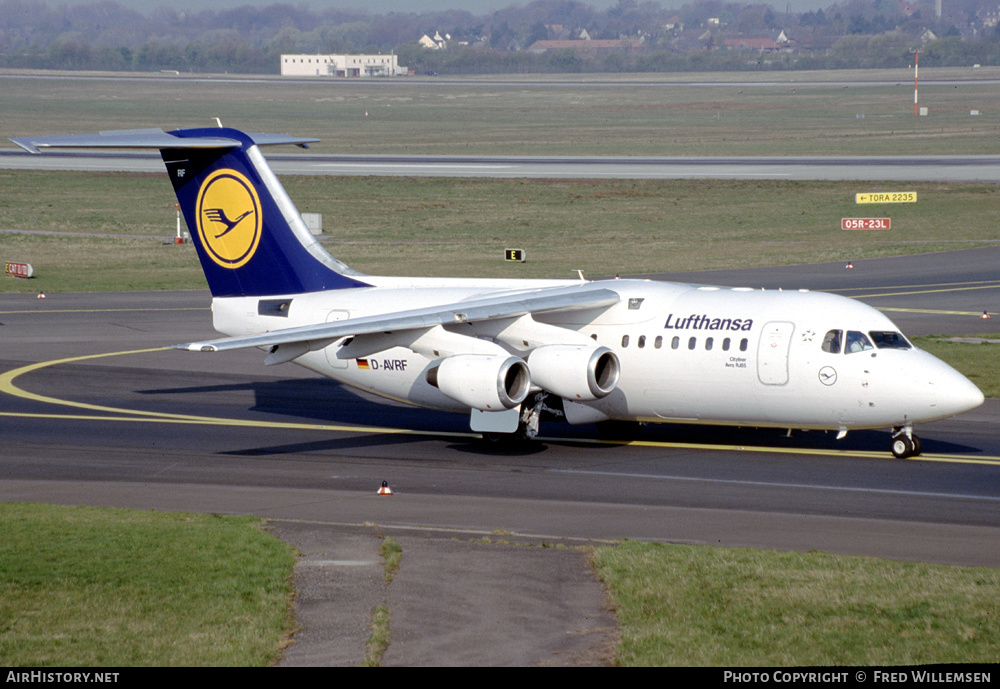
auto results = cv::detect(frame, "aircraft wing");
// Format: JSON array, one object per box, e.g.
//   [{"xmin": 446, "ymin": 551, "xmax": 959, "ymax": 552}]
[{"xmin": 176, "ymin": 283, "xmax": 620, "ymax": 354}]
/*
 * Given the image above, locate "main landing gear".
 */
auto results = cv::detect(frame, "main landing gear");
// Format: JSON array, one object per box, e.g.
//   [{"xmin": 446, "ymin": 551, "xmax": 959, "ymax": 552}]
[
  {"xmin": 890, "ymin": 425, "xmax": 923, "ymax": 459},
  {"xmin": 482, "ymin": 393, "xmax": 563, "ymax": 443}
]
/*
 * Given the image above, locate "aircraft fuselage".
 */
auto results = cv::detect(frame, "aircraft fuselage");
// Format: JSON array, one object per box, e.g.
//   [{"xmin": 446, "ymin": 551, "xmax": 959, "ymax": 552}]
[{"xmin": 211, "ymin": 276, "xmax": 983, "ymax": 434}]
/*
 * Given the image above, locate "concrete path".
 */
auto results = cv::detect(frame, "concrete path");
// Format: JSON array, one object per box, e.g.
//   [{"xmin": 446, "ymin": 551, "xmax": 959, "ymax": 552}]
[{"xmin": 270, "ymin": 522, "xmax": 619, "ymax": 667}]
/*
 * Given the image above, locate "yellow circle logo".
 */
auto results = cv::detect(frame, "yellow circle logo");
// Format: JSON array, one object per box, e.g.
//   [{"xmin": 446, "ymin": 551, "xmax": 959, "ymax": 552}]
[{"xmin": 195, "ymin": 169, "xmax": 262, "ymax": 269}]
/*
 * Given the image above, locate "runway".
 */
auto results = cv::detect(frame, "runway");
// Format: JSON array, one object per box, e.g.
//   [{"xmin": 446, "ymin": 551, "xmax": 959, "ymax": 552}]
[
  {"xmin": 4, "ymin": 149, "xmax": 1000, "ymax": 182},
  {"xmin": 2, "ymin": 249, "xmax": 999, "ymax": 569}
]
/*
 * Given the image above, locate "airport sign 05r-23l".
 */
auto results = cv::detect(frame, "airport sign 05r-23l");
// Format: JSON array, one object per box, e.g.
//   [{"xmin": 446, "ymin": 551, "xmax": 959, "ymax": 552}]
[{"xmin": 842, "ymin": 218, "xmax": 891, "ymax": 230}]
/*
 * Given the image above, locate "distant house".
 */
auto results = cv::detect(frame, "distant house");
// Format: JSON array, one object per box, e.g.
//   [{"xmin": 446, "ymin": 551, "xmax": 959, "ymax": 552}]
[
  {"xmin": 419, "ymin": 31, "xmax": 449, "ymax": 49},
  {"xmin": 418, "ymin": 35, "xmax": 440, "ymax": 49}
]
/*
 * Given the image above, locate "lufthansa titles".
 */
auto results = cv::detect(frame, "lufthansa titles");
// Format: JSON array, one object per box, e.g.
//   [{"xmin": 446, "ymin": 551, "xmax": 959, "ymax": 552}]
[{"xmin": 664, "ymin": 313, "xmax": 753, "ymax": 331}]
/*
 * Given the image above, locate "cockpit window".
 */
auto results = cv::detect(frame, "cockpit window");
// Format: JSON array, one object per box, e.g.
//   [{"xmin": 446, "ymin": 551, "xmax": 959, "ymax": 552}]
[
  {"xmin": 869, "ymin": 331, "xmax": 911, "ymax": 350},
  {"xmin": 821, "ymin": 329, "xmax": 842, "ymax": 354},
  {"xmin": 845, "ymin": 330, "xmax": 875, "ymax": 353}
]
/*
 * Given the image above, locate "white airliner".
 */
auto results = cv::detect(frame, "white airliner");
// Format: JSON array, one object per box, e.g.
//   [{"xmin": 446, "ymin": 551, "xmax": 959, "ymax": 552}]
[{"xmin": 12, "ymin": 127, "xmax": 985, "ymax": 458}]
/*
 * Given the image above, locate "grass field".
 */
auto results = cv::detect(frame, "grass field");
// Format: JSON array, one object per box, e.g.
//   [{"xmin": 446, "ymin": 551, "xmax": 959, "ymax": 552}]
[
  {"xmin": 2, "ymin": 68, "xmax": 1000, "ymax": 157},
  {"xmin": 3, "ymin": 172, "xmax": 1000, "ymax": 290},
  {"xmin": 0, "ymin": 503, "xmax": 295, "ymax": 666},
  {"xmin": 594, "ymin": 540, "xmax": 1000, "ymax": 666}
]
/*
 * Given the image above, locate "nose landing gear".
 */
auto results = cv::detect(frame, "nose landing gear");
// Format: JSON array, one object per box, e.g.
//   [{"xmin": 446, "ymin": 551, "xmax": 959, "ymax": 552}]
[{"xmin": 891, "ymin": 425, "xmax": 922, "ymax": 458}]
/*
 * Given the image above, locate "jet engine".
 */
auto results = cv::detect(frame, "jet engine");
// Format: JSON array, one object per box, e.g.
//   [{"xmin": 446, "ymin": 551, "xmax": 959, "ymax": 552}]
[
  {"xmin": 426, "ymin": 354, "xmax": 531, "ymax": 411},
  {"xmin": 527, "ymin": 344, "xmax": 620, "ymax": 401}
]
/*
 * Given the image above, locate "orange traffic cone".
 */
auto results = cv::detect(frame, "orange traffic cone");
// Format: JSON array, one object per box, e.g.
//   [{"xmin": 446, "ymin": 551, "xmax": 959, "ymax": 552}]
[
  {"xmin": 982, "ymin": 311, "xmax": 991, "ymax": 320},
  {"xmin": 845, "ymin": 261, "xmax": 854, "ymax": 269},
  {"xmin": 377, "ymin": 481, "xmax": 392, "ymax": 496},
  {"xmin": 37, "ymin": 292, "xmax": 45, "ymax": 299}
]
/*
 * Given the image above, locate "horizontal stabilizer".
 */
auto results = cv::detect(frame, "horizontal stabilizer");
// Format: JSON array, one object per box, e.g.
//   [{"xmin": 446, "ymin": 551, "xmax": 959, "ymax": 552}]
[{"xmin": 10, "ymin": 128, "xmax": 318, "ymax": 154}]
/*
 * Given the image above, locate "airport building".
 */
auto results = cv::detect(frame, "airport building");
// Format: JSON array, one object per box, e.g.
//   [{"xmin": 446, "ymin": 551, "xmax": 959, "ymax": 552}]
[{"xmin": 280, "ymin": 54, "xmax": 408, "ymax": 77}]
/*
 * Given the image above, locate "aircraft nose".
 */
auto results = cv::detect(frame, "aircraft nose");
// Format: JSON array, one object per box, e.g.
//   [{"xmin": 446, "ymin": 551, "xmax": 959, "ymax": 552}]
[
  {"xmin": 904, "ymin": 350, "xmax": 984, "ymax": 420},
  {"xmin": 932, "ymin": 364, "xmax": 985, "ymax": 418}
]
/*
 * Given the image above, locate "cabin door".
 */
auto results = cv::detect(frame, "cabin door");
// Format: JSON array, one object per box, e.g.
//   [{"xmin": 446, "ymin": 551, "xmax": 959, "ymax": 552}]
[{"xmin": 757, "ymin": 321, "xmax": 794, "ymax": 385}]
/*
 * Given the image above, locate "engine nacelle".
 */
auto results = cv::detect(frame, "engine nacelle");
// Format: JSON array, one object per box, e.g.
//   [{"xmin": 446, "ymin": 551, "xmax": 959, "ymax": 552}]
[
  {"xmin": 527, "ymin": 344, "xmax": 620, "ymax": 401},
  {"xmin": 426, "ymin": 354, "xmax": 531, "ymax": 411}
]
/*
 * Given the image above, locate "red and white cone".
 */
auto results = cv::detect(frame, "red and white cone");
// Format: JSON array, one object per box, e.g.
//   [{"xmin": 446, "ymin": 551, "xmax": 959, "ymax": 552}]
[
  {"xmin": 982, "ymin": 311, "xmax": 991, "ymax": 320},
  {"xmin": 377, "ymin": 481, "xmax": 393, "ymax": 496}
]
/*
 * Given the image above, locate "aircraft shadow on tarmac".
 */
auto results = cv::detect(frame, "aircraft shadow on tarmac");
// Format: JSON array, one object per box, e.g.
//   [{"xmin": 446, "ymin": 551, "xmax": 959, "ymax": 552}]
[
  {"xmin": 139, "ymin": 377, "xmax": 548, "ymax": 456},
  {"xmin": 137, "ymin": 378, "xmax": 984, "ymax": 458}
]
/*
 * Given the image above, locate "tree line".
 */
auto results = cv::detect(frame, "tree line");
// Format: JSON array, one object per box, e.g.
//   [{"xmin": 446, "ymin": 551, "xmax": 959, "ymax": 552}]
[{"xmin": 1, "ymin": 0, "xmax": 998, "ymax": 74}]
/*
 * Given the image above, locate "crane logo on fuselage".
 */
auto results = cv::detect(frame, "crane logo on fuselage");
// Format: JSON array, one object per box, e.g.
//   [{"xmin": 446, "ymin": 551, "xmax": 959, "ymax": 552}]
[{"xmin": 195, "ymin": 169, "xmax": 262, "ymax": 269}]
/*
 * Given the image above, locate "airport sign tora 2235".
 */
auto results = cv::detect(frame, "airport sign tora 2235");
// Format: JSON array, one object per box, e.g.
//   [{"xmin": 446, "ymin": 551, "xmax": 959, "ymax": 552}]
[{"xmin": 856, "ymin": 192, "xmax": 917, "ymax": 204}]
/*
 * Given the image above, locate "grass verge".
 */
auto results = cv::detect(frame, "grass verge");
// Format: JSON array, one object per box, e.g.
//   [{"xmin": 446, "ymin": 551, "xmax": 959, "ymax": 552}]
[
  {"xmin": 593, "ymin": 540, "xmax": 1000, "ymax": 666},
  {"xmin": 379, "ymin": 537, "xmax": 402, "ymax": 584},
  {"xmin": 362, "ymin": 536, "xmax": 401, "ymax": 667},
  {"xmin": 362, "ymin": 605, "xmax": 391, "ymax": 668},
  {"xmin": 0, "ymin": 503, "xmax": 296, "ymax": 666}
]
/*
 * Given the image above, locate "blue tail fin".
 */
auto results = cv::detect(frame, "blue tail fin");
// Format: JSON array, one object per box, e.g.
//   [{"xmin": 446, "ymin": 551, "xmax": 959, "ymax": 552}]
[
  {"xmin": 162, "ymin": 127, "xmax": 369, "ymax": 297},
  {"xmin": 10, "ymin": 126, "xmax": 369, "ymax": 298}
]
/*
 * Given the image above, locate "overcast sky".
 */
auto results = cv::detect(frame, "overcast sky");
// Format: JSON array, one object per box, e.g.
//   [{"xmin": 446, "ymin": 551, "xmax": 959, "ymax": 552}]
[{"xmin": 129, "ymin": 0, "xmax": 835, "ymax": 17}]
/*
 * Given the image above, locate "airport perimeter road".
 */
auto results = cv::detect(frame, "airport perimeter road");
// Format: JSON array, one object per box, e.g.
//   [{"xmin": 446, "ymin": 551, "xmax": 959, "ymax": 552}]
[{"xmin": 3, "ymin": 149, "xmax": 1000, "ymax": 182}]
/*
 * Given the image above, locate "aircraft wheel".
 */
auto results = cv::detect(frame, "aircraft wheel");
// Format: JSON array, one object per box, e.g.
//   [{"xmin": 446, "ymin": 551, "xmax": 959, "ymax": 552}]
[{"xmin": 891, "ymin": 435, "xmax": 914, "ymax": 459}]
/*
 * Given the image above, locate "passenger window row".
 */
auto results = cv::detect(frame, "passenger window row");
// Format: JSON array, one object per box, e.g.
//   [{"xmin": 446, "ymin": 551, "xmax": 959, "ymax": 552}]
[{"xmin": 619, "ymin": 334, "xmax": 749, "ymax": 352}]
